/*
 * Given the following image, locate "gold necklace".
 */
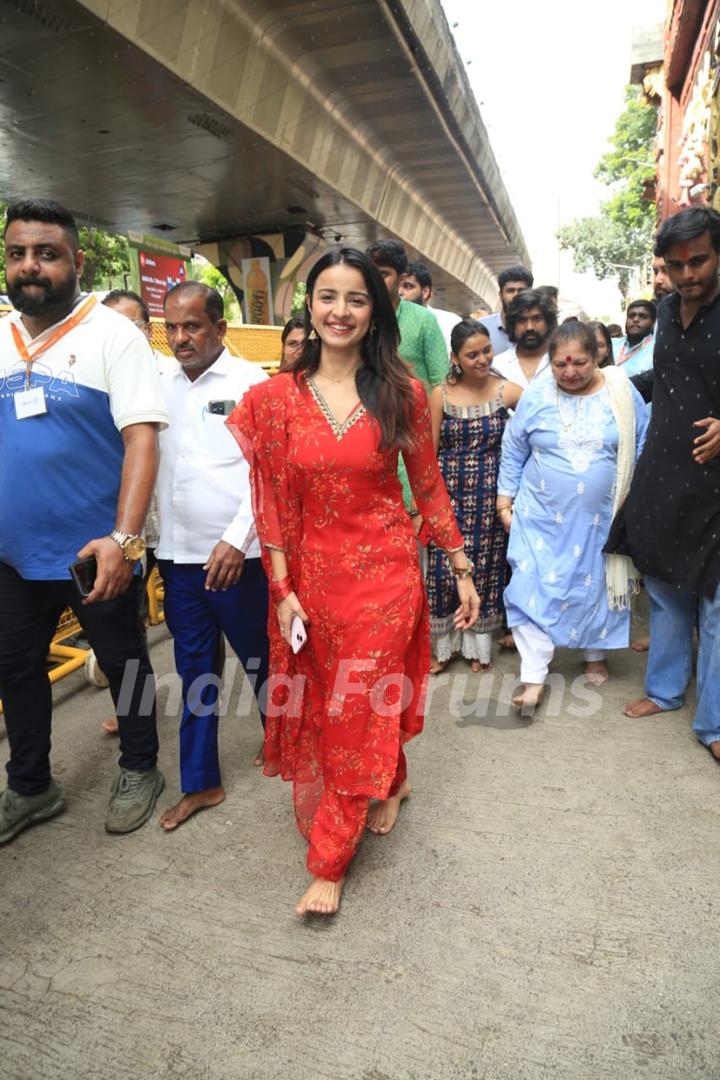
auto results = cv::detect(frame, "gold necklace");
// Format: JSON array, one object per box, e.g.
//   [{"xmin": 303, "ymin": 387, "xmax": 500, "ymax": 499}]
[{"xmin": 315, "ymin": 368, "xmax": 358, "ymax": 385}]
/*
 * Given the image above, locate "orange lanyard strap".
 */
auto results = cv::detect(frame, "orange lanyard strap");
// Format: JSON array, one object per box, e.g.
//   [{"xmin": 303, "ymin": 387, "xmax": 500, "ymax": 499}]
[{"xmin": 11, "ymin": 294, "xmax": 97, "ymax": 386}]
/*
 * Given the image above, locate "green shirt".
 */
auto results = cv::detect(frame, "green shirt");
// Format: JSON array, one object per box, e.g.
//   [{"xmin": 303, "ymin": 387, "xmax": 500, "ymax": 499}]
[
  {"xmin": 396, "ymin": 298, "xmax": 449, "ymax": 507},
  {"xmin": 396, "ymin": 298, "xmax": 450, "ymax": 386}
]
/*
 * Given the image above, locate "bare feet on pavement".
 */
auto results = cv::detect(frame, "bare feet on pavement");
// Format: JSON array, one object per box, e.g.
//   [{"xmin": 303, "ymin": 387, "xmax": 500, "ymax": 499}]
[
  {"xmin": 430, "ymin": 658, "xmax": 449, "ymax": 675},
  {"xmin": 160, "ymin": 786, "xmax": 225, "ymax": 831},
  {"xmin": 498, "ymin": 632, "xmax": 516, "ymax": 650},
  {"xmin": 253, "ymin": 743, "xmax": 265, "ymax": 767},
  {"xmin": 295, "ymin": 876, "xmax": 344, "ymax": 916},
  {"xmin": 708, "ymin": 742, "xmax": 720, "ymax": 762},
  {"xmin": 623, "ymin": 697, "xmax": 664, "ymax": 718},
  {"xmin": 631, "ymin": 636, "xmax": 650, "ymax": 652},
  {"xmin": 585, "ymin": 660, "xmax": 609, "ymax": 685},
  {"xmin": 512, "ymin": 683, "xmax": 545, "ymax": 715},
  {"xmin": 101, "ymin": 718, "xmax": 119, "ymax": 735},
  {"xmin": 366, "ymin": 779, "xmax": 412, "ymax": 835},
  {"xmin": 470, "ymin": 659, "xmax": 492, "ymax": 673}
]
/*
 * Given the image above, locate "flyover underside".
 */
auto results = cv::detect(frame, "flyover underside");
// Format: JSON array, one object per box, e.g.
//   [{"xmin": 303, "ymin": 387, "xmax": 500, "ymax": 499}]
[{"xmin": 0, "ymin": 0, "xmax": 527, "ymax": 310}]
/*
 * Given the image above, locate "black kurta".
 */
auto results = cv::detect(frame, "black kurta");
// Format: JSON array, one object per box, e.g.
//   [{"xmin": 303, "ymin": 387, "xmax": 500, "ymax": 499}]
[{"xmin": 607, "ymin": 289, "xmax": 720, "ymax": 598}]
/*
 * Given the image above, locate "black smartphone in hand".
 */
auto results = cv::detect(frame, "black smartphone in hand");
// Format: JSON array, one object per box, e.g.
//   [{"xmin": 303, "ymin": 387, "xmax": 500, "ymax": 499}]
[{"xmin": 69, "ymin": 556, "xmax": 97, "ymax": 597}]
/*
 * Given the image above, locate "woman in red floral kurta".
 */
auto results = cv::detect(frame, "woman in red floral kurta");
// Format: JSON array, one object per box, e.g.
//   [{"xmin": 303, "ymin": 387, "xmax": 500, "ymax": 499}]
[{"xmin": 228, "ymin": 248, "xmax": 478, "ymax": 916}]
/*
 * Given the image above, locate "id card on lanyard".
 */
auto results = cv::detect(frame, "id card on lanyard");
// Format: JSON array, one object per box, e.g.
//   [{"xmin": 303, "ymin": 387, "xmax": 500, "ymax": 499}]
[{"xmin": 10, "ymin": 294, "xmax": 96, "ymax": 420}]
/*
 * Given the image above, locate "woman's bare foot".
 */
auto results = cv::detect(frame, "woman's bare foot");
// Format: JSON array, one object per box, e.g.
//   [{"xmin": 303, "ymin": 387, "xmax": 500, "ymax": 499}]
[
  {"xmin": 470, "ymin": 659, "xmax": 492, "ymax": 673},
  {"xmin": 366, "ymin": 779, "xmax": 412, "ymax": 835},
  {"xmin": 430, "ymin": 658, "xmax": 449, "ymax": 675},
  {"xmin": 623, "ymin": 697, "xmax": 664, "ymax": 718},
  {"xmin": 707, "ymin": 742, "xmax": 720, "ymax": 762},
  {"xmin": 295, "ymin": 876, "xmax": 344, "ymax": 916},
  {"xmin": 585, "ymin": 660, "xmax": 609, "ymax": 685},
  {"xmin": 253, "ymin": 743, "xmax": 265, "ymax": 767},
  {"xmin": 160, "ymin": 786, "xmax": 225, "ymax": 831},
  {"xmin": 512, "ymin": 683, "xmax": 545, "ymax": 715},
  {"xmin": 498, "ymin": 632, "xmax": 516, "ymax": 651},
  {"xmin": 101, "ymin": 717, "xmax": 119, "ymax": 735},
  {"xmin": 631, "ymin": 636, "xmax": 650, "ymax": 652}
]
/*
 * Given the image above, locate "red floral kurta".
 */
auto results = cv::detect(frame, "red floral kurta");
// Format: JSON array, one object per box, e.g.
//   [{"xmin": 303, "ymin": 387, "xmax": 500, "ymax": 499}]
[{"xmin": 227, "ymin": 372, "xmax": 462, "ymax": 818}]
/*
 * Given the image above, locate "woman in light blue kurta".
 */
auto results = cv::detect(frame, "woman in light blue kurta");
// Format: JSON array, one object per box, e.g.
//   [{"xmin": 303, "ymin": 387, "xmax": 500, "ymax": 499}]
[{"xmin": 497, "ymin": 322, "xmax": 649, "ymax": 711}]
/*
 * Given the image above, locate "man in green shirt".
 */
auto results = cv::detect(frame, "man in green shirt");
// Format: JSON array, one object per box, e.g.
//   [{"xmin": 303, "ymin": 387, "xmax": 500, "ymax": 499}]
[{"xmin": 366, "ymin": 239, "xmax": 449, "ymax": 509}]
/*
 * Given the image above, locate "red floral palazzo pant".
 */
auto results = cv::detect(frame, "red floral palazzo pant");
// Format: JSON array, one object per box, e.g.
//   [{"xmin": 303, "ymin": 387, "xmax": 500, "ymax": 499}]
[{"xmin": 296, "ymin": 748, "xmax": 408, "ymax": 882}]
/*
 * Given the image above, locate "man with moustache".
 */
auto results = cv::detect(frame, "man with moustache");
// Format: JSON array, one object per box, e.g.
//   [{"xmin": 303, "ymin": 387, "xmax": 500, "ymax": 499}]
[
  {"xmin": 492, "ymin": 289, "xmax": 557, "ymax": 388},
  {"xmin": 0, "ymin": 199, "xmax": 169, "ymax": 843},
  {"xmin": 607, "ymin": 207, "xmax": 720, "ymax": 758},
  {"xmin": 612, "ymin": 299, "xmax": 657, "ymax": 376},
  {"xmin": 156, "ymin": 282, "xmax": 269, "ymax": 829},
  {"xmin": 398, "ymin": 261, "xmax": 460, "ymax": 355}
]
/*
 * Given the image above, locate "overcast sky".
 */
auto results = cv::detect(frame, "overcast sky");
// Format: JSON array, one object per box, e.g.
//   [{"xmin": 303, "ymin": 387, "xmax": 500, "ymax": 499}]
[{"xmin": 441, "ymin": 0, "xmax": 667, "ymax": 317}]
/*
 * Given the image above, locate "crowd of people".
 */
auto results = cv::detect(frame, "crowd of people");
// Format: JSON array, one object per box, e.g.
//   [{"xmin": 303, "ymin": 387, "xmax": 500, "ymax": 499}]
[{"xmin": 1, "ymin": 197, "xmax": 719, "ymax": 919}]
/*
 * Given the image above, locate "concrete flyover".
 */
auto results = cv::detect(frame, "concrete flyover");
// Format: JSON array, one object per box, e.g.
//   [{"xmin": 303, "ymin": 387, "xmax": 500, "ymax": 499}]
[{"xmin": 0, "ymin": 0, "xmax": 528, "ymax": 312}]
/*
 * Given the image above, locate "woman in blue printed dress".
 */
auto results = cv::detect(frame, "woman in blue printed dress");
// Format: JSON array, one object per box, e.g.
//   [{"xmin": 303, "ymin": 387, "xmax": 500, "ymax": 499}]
[{"xmin": 426, "ymin": 320, "xmax": 523, "ymax": 672}]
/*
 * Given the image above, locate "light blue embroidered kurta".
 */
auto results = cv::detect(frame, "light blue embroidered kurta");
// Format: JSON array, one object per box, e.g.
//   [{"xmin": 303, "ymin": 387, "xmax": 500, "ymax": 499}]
[{"xmin": 497, "ymin": 379, "xmax": 649, "ymax": 649}]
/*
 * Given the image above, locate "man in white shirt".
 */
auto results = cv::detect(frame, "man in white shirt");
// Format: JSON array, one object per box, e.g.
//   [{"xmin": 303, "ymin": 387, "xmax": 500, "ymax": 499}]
[
  {"xmin": 399, "ymin": 261, "xmax": 460, "ymax": 354},
  {"xmin": 492, "ymin": 288, "xmax": 557, "ymax": 389},
  {"xmin": 156, "ymin": 282, "xmax": 269, "ymax": 831}
]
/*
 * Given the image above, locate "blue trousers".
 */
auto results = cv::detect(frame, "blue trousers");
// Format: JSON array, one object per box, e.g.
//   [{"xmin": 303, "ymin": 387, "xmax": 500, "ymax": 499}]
[
  {"xmin": 159, "ymin": 559, "xmax": 269, "ymax": 793},
  {"xmin": 644, "ymin": 575, "xmax": 720, "ymax": 746}
]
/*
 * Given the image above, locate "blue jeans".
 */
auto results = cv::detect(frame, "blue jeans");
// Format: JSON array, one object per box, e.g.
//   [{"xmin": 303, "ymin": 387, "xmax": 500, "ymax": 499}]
[
  {"xmin": 159, "ymin": 559, "xmax": 269, "ymax": 793},
  {"xmin": 644, "ymin": 575, "xmax": 720, "ymax": 746}
]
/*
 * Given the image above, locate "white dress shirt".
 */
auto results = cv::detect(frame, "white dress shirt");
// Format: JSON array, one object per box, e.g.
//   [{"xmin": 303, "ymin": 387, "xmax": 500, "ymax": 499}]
[
  {"xmin": 156, "ymin": 348, "xmax": 268, "ymax": 563},
  {"xmin": 492, "ymin": 346, "xmax": 551, "ymax": 389}
]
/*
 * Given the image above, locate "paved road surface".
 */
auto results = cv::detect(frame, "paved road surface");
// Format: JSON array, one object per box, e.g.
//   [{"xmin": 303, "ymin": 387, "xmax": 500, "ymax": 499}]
[{"xmin": 1, "ymin": 601, "xmax": 718, "ymax": 1080}]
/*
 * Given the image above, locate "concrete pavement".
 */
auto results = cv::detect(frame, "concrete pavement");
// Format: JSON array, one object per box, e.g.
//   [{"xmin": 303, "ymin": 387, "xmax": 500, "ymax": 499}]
[{"xmin": 0, "ymin": 603, "xmax": 718, "ymax": 1080}]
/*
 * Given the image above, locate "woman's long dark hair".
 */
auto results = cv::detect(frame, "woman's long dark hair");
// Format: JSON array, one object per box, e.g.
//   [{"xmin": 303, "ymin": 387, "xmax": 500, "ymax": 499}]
[{"xmin": 286, "ymin": 247, "xmax": 415, "ymax": 450}]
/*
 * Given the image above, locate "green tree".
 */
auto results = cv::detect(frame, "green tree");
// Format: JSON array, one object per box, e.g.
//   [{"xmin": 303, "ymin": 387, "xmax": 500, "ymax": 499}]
[
  {"xmin": 78, "ymin": 226, "xmax": 130, "ymax": 291},
  {"xmin": 558, "ymin": 86, "xmax": 657, "ymax": 300},
  {"xmin": 291, "ymin": 280, "xmax": 307, "ymax": 315},
  {"xmin": 189, "ymin": 258, "xmax": 242, "ymax": 321}
]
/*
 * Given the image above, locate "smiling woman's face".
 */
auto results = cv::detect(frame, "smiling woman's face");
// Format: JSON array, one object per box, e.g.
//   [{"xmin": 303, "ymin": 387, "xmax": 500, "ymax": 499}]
[
  {"xmin": 455, "ymin": 332, "xmax": 493, "ymax": 378},
  {"xmin": 308, "ymin": 263, "xmax": 373, "ymax": 351}
]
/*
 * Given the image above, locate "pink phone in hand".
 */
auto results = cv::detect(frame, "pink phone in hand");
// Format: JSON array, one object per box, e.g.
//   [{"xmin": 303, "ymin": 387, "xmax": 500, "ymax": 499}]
[{"xmin": 290, "ymin": 614, "xmax": 307, "ymax": 654}]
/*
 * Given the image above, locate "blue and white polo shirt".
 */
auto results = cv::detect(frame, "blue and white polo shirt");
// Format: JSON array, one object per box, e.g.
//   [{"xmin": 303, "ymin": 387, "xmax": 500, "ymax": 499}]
[{"xmin": 0, "ymin": 298, "xmax": 169, "ymax": 579}]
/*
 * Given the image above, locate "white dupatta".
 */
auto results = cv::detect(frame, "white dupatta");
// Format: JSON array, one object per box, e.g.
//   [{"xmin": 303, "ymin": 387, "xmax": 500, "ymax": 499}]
[{"xmin": 601, "ymin": 365, "xmax": 640, "ymax": 610}]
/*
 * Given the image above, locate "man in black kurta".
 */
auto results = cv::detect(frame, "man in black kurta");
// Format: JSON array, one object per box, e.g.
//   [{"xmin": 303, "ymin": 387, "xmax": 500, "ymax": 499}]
[{"xmin": 609, "ymin": 207, "xmax": 720, "ymax": 758}]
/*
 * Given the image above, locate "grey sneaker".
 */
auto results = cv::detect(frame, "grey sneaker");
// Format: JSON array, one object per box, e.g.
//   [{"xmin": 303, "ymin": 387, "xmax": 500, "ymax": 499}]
[
  {"xmin": 0, "ymin": 780, "xmax": 65, "ymax": 845},
  {"xmin": 105, "ymin": 767, "xmax": 164, "ymax": 834}
]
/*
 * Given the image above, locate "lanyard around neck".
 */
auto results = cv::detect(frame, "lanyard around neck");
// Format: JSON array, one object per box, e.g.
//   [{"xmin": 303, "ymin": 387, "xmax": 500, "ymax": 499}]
[{"xmin": 11, "ymin": 294, "xmax": 97, "ymax": 387}]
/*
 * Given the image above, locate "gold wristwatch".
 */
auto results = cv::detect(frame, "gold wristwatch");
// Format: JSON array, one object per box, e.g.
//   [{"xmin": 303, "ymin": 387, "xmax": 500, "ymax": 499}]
[{"xmin": 109, "ymin": 529, "xmax": 146, "ymax": 562}]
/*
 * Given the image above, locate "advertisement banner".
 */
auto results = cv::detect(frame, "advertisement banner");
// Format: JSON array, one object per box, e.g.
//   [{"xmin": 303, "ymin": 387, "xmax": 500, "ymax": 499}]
[
  {"xmin": 241, "ymin": 257, "xmax": 274, "ymax": 325},
  {"xmin": 138, "ymin": 251, "xmax": 188, "ymax": 317}
]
